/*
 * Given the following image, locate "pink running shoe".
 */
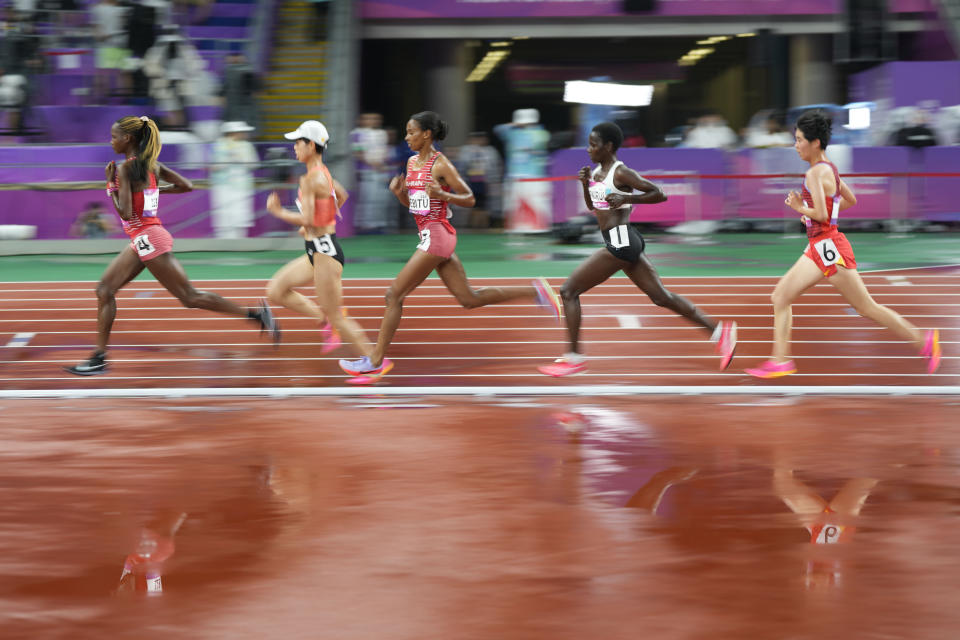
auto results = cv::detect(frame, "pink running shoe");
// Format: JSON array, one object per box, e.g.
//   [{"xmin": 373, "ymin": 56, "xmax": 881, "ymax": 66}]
[
  {"xmin": 345, "ymin": 359, "xmax": 394, "ymax": 385},
  {"xmin": 319, "ymin": 322, "xmax": 341, "ymax": 354},
  {"xmin": 922, "ymin": 329, "xmax": 941, "ymax": 374},
  {"xmin": 538, "ymin": 357, "xmax": 587, "ymax": 377},
  {"xmin": 745, "ymin": 359, "xmax": 797, "ymax": 379},
  {"xmin": 533, "ymin": 277, "xmax": 562, "ymax": 322},
  {"xmin": 715, "ymin": 321, "xmax": 737, "ymax": 371}
]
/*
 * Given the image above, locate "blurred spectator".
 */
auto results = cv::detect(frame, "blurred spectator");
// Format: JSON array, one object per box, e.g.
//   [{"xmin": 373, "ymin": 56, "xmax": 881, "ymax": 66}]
[
  {"xmin": 126, "ymin": 0, "xmax": 159, "ymax": 99},
  {"xmin": 143, "ymin": 25, "xmax": 206, "ymax": 129},
  {"xmin": 684, "ymin": 113, "xmax": 738, "ymax": 149},
  {"xmin": 891, "ymin": 110, "xmax": 939, "ymax": 148},
  {"xmin": 457, "ymin": 131, "xmax": 502, "ymax": 228},
  {"xmin": 745, "ymin": 115, "xmax": 793, "ymax": 148},
  {"xmin": 90, "ymin": 0, "xmax": 129, "ymax": 100},
  {"xmin": 0, "ymin": 15, "xmax": 41, "ymax": 132},
  {"xmin": 494, "ymin": 108, "xmax": 551, "ymax": 231},
  {"xmin": 70, "ymin": 202, "xmax": 116, "ymax": 237},
  {"xmin": 219, "ymin": 51, "xmax": 260, "ymax": 132},
  {"xmin": 350, "ymin": 112, "xmax": 391, "ymax": 233},
  {"xmin": 383, "ymin": 125, "xmax": 411, "ymax": 229},
  {"xmin": 210, "ymin": 121, "xmax": 258, "ymax": 238}
]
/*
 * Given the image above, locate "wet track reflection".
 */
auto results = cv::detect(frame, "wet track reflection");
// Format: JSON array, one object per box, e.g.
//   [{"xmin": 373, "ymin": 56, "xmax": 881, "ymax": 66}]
[{"xmin": 1, "ymin": 395, "xmax": 958, "ymax": 638}]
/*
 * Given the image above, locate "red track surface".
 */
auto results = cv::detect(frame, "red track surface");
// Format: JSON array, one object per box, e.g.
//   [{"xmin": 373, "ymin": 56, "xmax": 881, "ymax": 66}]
[{"xmin": 0, "ymin": 270, "xmax": 956, "ymax": 391}]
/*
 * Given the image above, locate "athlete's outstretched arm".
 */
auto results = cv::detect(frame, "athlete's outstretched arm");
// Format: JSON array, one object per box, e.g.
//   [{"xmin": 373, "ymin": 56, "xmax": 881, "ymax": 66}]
[
  {"xmin": 157, "ymin": 162, "xmax": 193, "ymax": 194},
  {"xmin": 604, "ymin": 166, "xmax": 666, "ymax": 210},
  {"xmin": 427, "ymin": 154, "xmax": 475, "ymax": 208}
]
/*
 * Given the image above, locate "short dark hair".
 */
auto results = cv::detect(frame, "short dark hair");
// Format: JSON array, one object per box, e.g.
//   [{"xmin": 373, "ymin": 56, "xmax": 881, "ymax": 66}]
[
  {"xmin": 796, "ymin": 110, "xmax": 831, "ymax": 150},
  {"xmin": 410, "ymin": 111, "xmax": 449, "ymax": 141},
  {"xmin": 592, "ymin": 122, "xmax": 624, "ymax": 151},
  {"xmin": 300, "ymin": 137, "xmax": 324, "ymax": 154}
]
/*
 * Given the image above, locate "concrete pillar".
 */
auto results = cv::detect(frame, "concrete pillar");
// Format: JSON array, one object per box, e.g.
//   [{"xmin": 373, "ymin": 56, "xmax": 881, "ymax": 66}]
[
  {"xmin": 790, "ymin": 34, "xmax": 839, "ymax": 106},
  {"xmin": 425, "ymin": 40, "xmax": 474, "ymax": 148}
]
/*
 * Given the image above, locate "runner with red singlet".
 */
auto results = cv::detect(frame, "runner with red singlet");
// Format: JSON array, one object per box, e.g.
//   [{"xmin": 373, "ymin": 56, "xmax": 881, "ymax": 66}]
[
  {"xmin": 265, "ymin": 120, "xmax": 373, "ymax": 360},
  {"xmin": 338, "ymin": 110, "xmax": 560, "ymax": 383},
  {"xmin": 746, "ymin": 110, "xmax": 940, "ymax": 378},
  {"xmin": 65, "ymin": 115, "xmax": 280, "ymax": 376}
]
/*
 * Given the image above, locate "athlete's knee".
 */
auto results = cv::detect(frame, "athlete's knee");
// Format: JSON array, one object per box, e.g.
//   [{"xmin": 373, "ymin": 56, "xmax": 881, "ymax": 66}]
[
  {"xmin": 455, "ymin": 289, "xmax": 482, "ymax": 309},
  {"xmin": 177, "ymin": 289, "xmax": 204, "ymax": 308},
  {"xmin": 559, "ymin": 282, "xmax": 580, "ymax": 303},
  {"xmin": 95, "ymin": 282, "xmax": 117, "ymax": 302},
  {"xmin": 647, "ymin": 290, "xmax": 673, "ymax": 308},
  {"xmin": 771, "ymin": 288, "xmax": 793, "ymax": 310},
  {"xmin": 265, "ymin": 281, "xmax": 285, "ymax": 306},
  {"xmin": 384, "ymin": 286, "xmax": 406, "ymax": 309}
]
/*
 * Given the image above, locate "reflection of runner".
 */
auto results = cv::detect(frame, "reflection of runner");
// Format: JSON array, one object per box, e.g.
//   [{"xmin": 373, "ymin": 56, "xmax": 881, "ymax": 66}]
[
  {"xmin": 116, "ymin": 512, "xmax": 187, "ymax": 595},
  {"xmin": 746, "ymin": 110, "xmax": 940, "ymax": 379},
  {"xmin": 66, "ymin": 116, "xmax": 280, "ymax": 376},
  {"xmin": 338, "ymin": 110, "xmax": 560, "ymax": 384},
  {"xmin": 774, "ymin": 468, "xmax": 878, "ymax": 588},
  {"xmin": 539, "ymin": 122, "xmax": 736, "ymax": 377},
  {"xmin": 265, "ymin": 121, "xmax": 372, "ymax": 358},
  {"xmin": 625, "ymin": 467, "xmax": 699, "ymax": 515}
]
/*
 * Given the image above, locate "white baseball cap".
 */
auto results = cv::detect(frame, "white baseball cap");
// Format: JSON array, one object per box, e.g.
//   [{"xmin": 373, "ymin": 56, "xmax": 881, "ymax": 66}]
[
  {"xmin": 284, "ymin": 120, "xmax": 329, "ymax": 146},
  {"xmin": 221, "ymin": 120, "xmax": 254, "ymax": 134},
  {"xmin": 512, "ymin": 108, "xmax": 539, "ymax": 125}
]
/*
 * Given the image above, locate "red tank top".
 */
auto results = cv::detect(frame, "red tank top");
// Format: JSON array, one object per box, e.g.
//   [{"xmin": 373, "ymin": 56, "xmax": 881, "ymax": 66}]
[
  {"xmin": 115, "ymin": 169, "xmax": 161, "ymax": 239},
  {"xmin": 801, "ymin": 161, "xmax": 842, "ymax": 240},
  {"xmin": 297, "ymin": 163, "xmax": 339, "ymax": 227},
  {"xmin": 406, "ymin": 152, "xmax": 453, "ymax": 232}
]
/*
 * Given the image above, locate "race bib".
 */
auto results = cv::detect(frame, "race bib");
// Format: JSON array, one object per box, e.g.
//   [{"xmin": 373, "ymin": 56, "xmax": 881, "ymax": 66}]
[
  {"xmin": 143, "ymin": 188, "xmax": 159, "ymax": 217},
  {"xmin": 133, "ymin": 233, "xmax": 155, "ymax": 257},
  {"xmin": 814, "ymin": 237, "xmax": 840, "ymax": 266},
  {"xmin": 409, "ymin": 190, "xmax": 430, "ymax": 215},
  {"xmin": 589, "ymin": 181, "xmax": 609, "ymax": 210},
  {"xmin": 311, "ymin": 234, "xmax": 337, "ymax": 257},
  {"xmin": 606, "ymin": 224, "xmax": 631, "ymax": 249},
  {"xmin": 812, "ymin": 523, "xmax": 845, "ymax": 545},
  {"xmin": 416, "ymin": 228, "xmax": 431, "ymax": 251}
]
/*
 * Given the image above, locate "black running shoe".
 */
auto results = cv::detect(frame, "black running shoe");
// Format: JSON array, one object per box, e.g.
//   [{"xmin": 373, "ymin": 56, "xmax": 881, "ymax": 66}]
[
  {"xmin": 65, "ymin": 351, "xmax": 108, "ymax": 376},
  {"xmin": 256, "ymin": 299, "xmax": 281, "ymax": 345}
]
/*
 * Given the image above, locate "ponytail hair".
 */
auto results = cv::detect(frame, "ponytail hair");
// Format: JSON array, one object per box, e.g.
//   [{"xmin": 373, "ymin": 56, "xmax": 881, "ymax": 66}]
[
  {"xmin": 410, "ymin": 111, "xmax": 449, "ymax": 142},
  {"xmin": 115, "ymin": 115, "xmax": 162, "ymax": 183}
]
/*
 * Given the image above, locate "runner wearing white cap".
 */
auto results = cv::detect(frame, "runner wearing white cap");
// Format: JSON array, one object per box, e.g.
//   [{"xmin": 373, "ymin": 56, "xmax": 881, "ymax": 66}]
[{"xmin": 264, "ymin": 120, "xmax": 375, "ymax": 361}]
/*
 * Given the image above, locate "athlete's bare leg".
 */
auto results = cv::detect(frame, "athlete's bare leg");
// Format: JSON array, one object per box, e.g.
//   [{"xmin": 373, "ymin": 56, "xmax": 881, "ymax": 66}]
[
  {"xmin": 368, "ymin": 249, "xmax": 445, "ymax": 366},
  {"xmin": 829, "ymin": 267, "xmax": 925, "ymax": 349},
  {"xmin": 557, "ymin": 249, "xmax": 622, "ymax": 353},
  {"xmin": 623, "ymin": 253, "xmax": 717, "ymax": 333},
  {"xmin": 267, "ymin": 255, "xmax": 327, "ymax": 323},
  {"xmin": 145, "ymin": 252, "xmax": 250, "ymax": 316},
  {"xmin": 435, "ymin": 252, "xmax": 536, "ymax": 308},
  {"xmin": 312, "ymin": 255, "xmax": 371, "ymax": 358},
  {"xmin": 768, "ymin": 255, "xmax": 825, "ymax": 362},
  {"xmin": 94, "ymin": 246, "xmax": 146, "ymax": 352}
]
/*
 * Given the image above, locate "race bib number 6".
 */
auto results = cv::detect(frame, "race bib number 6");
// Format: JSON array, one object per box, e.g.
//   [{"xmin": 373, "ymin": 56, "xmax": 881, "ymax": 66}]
[
  {"xmin": 814, "ymin": 237, "xmax": 840, "ymax": 266},
  {"xmin": 133, "ymin": 233, "xmax": 155, "ymax": 257}
]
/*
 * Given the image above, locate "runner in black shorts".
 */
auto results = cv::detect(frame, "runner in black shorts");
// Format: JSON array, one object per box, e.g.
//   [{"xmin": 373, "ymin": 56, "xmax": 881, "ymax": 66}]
[{"xmin": 538, "ymin": 121, "xmax": 737, "ymax": 377}]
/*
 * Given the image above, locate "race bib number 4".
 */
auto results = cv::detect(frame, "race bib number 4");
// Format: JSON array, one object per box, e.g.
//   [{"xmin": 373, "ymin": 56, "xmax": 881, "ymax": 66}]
[
  {"xmin": 133, "ymin": 233, "xmax": 155, "ymax": 257},
  {"xmin": 814, "ymin": 237, "xmax": 840, "ymax": 266},
  {"xmin": 409, "ymin": 190, "xmax": 430, "ymax": 215}
]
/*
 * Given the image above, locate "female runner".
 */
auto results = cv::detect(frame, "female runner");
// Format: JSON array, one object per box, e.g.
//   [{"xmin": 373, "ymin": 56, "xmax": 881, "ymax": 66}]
[
  {"xmin": 66, "ymin": 115, "xmax": 280, "ymax": 375},
  {"xmin": 338, "ymin": 110, "xmax": 560, "ymax": 383},
  {"xmin": 746, "ymin": 110, "xmax": 939, "ymax": 378},
  {"xmin": 265, "ymin": 120, "xmax": 372, "ymax": 360},
  {"xmin": 538, "ymin": 121, "xmax": 736, "ymax": 377}
]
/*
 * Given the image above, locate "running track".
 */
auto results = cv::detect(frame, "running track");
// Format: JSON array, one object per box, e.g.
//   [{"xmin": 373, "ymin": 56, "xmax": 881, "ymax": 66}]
[{"xmin": 1, "ymin": 269, "xmax": 957, "ymax": 396}]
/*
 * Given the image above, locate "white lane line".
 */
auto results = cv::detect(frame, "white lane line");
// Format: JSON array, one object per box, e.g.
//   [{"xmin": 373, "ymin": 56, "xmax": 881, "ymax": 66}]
[
  {"xmin": 2, "ymin": 385, "xmax": 960, "ymax": 399},
  {"xmin": 4, "ymin": 332, "xmax": 34, "ymax": 347}
]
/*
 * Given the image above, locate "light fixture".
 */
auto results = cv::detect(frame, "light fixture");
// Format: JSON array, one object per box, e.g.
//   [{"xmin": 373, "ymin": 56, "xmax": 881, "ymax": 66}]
[{"xmin": 563, "ymin": 80, "xmax": 653, "ymax": 106}]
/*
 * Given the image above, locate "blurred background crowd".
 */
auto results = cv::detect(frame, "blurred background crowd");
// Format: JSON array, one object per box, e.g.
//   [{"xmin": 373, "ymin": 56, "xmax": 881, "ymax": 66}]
[{"xmin": 2, "ymin": 0, "xmax": 960, "ymax": 241}]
